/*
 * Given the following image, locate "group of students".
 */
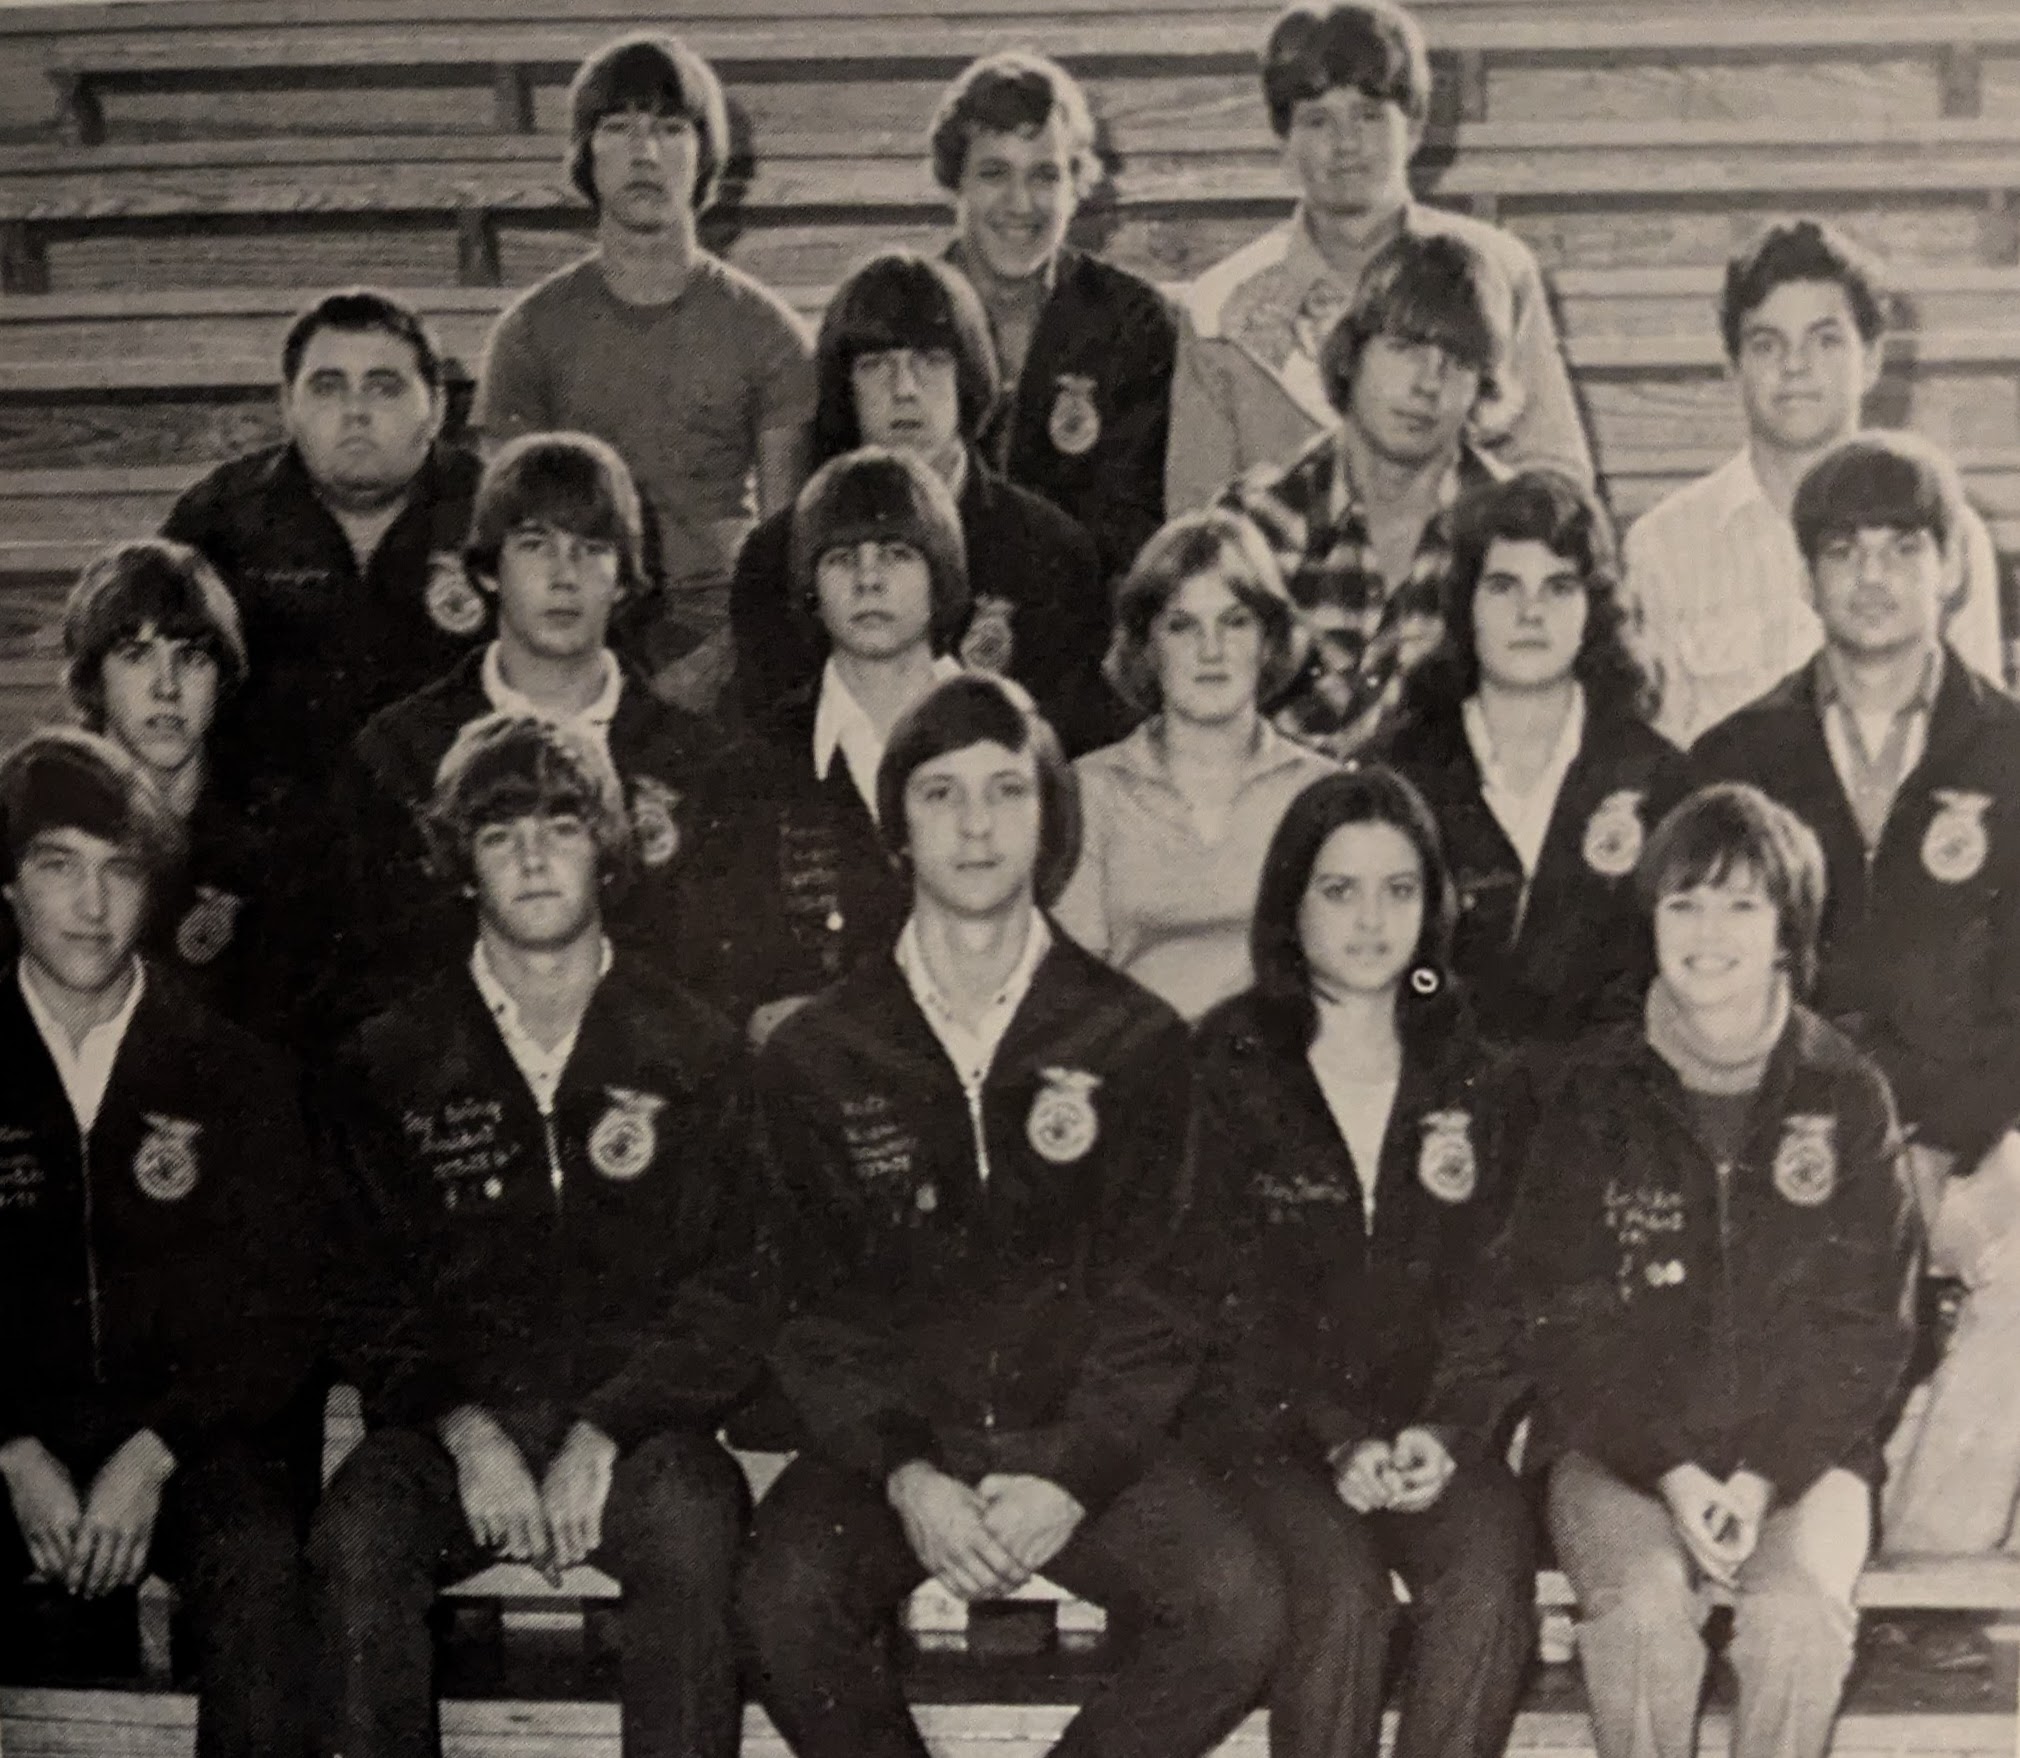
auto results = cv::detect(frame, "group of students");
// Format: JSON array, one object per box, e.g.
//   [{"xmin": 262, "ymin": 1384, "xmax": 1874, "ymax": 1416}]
[{"xmin": 4, "ymin": 4, "xmax": 2020, "ymax": 1758}]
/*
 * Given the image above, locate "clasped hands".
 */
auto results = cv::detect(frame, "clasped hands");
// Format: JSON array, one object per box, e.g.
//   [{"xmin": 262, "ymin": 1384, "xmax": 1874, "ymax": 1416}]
[
  {"xmin": 886, "ymin": 1461, "xmax": 1085, "ymax": 1602},
  {"xmin": 1658, "ymin": 1461, "xmax": 1773, "ymax": 1586},
  {"xmin": 1333, "ymin": 1425, "xmax": 1457, "ymax": 1514},
  {"xmin": 440, "ymin": 1407, "xmax": 617, "ymax": 1586},
  {"xmin": 0, "ymin": 1429, "xmax": 176, "ymax": 1598}
]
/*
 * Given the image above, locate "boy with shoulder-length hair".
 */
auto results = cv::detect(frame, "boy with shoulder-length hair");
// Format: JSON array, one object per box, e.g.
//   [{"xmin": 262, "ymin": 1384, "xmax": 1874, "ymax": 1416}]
[
  {"xmin": 1695, "ymin": 431, "xmax": 2020, "ymax": 1584},
  {"xmin": 0, "ymin": 728, "xmax": 322, "ymax": 1757},
  {"xmin": 1221, "ymin": 229, "xmax": 1516, "ymax": 758},
  {"xmin": 731, "ymin": 249, "xmax": 1112, "ymax": 749},
  {"xmin": 477, "ymin": 31, "xmax": 814, "ymax": 714},
  {"xmin": 332, "ymin": 431, "xmax": 704, "ymax": 1034},
  {"xmin": 1431, "ymin": 780, "xmax": 1918, "ymax": 1758},
  {"xmin": 1625, "ymin": 219, "xmax": 2005, "ymax": 747},
  {"xmin": 312, "ymin": 713, "xmax": 769, "ymax": 1758},
  {"xmin": 1167, "ymin": 0, "xmax": 1589, "ymax": 516},
  {"xmin": 739, "ymin": 672, "xmax": 1282, "ymax": 1758},
  {"xmin": 928, "ymin": 48, "xmax": 1178, "ymax": 587},
  {"xmin": 56, "ymin": 539, "xmax": 296, "ymax": 1024}
]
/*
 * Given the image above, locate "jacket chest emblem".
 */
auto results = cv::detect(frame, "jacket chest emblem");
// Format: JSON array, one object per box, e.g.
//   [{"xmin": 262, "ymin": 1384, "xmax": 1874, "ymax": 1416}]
[
  {"xmin": 134, "ymin": 1114, "xmax": 202, "ymax": 1203},
  {"xmin": 589, "ymin": 1087, "xmax": 667, "ymax": 1181},
  {"xmin": 959, "ymin": 595, "xmax": 1018, "ymax": 674},
  {"xmin": 1029, "ymin": 1067, "xmax": 1102, "ymax": 1165},
  {"xmin": 629, "ymin": 775, "xmax": 682, "ymax": 869},
  {"xmin": 425, "ymin": 554, "xmax": 488, "ymax": 636},
  {"xmin": 1582, "ymin": 790, "xmax": 1647, "ymax": 878},
  {"xmin": 1922, "ymin": 789, "xmax": 1991, "ymax": 884},
  {"xmin": 1416, "ymin": 1109, "xmax": 1476, "ymax": 1204},
  {"xmin": 1048, "ymin": 374, "xmax": 1101, "ymax": 457},
  {"xmin": 1772, "ymin": 1113, "xmax": 1838, "ymax": 1208},
  {"xmin": 175, "ymin": 884, "xmax": 243, "ymax": 966}
]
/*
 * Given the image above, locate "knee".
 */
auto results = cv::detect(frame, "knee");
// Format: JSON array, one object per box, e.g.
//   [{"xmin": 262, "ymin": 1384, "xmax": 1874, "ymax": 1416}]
[
  {"xmin": 1730, "ymin": 1575, "xmax": 1856, "ymax": 1665},
  {"xmin": 735, "ymin": 1517, "xmax": 853, "ymax": 1662},
  {"xmin": 608, "ymin": 1431, "xmax": 747, "ymax": 1580},
  {"xmin": 1160, "ymin": 1515, "xmax": 1286, "ymax": 1682},
  {"xmin": 1576, "ymin": 1549, "xmax": 1698, "ymax": 1640}
]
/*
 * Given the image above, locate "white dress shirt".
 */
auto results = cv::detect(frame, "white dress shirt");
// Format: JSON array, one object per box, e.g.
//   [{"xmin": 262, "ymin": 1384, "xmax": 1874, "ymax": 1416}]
[
  {"xmin": 469, "ymin": 936, "xmax": 613, "ymax": 1117},
  {"xmin": 20, "ymin": 958, "xmax": 146, "ymax": 1137}
]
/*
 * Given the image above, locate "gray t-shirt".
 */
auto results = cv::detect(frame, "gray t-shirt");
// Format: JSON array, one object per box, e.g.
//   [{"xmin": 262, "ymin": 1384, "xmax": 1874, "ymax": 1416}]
[{"xmin": 475, "ymin": 253, "xmax": 814, "ymax": 597}]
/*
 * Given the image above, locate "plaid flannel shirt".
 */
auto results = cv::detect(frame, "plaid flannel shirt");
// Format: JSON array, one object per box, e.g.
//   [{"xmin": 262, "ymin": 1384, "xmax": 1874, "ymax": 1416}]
[{"xmin": 1222, "ymin": 430, "xmax": 1503, "ymax": 759}]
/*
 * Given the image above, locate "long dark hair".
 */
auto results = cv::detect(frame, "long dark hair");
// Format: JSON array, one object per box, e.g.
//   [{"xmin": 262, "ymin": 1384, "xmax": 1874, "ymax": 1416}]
[
  {"xmin": 1403, "ymin": 468, "xmax": 1654, "ymax": 723},
  {"xmin": 1248, "ymin": 766, "xmax": 1459, "ymax": 1053}
]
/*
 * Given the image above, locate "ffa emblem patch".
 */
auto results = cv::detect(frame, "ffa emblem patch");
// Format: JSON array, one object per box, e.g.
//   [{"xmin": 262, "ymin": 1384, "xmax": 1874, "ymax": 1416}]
[
  {"xmin": 588, "ymin": 1087, "xmax": 668, "ymax": 1181},
  {"xmin": 1773, "ymin": 1114, "xmax": 1839, "ymax": 1208},
  {"xmin": 134, "ymin": 1114, "xmax": 202, "ymax": 1202},
  {"xmin": 1028, "ymin": 1067, "xmax": 1102, "ymax": 1164},
  {"xmin": 1416, "ymin": 1109, "xmax": 1477, "ymax": 1204},
  {"xmin": 916, "ymin": 1182, "xmax": 939, "ymax": 1215},
  {"xmin": 1643, "ymin": 1258, "xmax": 1686, "ymax": 1289},
  {"xmin": 959, "ymin": 596, "xmax": 1018, "ymax": 674},
  {"xmin": 1922, "ymin": 789, "xmax": 1992, "ymax": 884},
  {"xmin": 1582, "ymin": 789, "xmax": 1647, "ymax": 878},
  {"xmin": 424, "ymin": 554, "xmax": 488, "ymax": 637},
  {"xmin": 1047, "ymin": 374, "xmax": 1101, "ymax": 457},
  {"xmin": 175, "ymin": 886, "xmax": 242, "ymax": 966},
  {"xmin": 630, "ymin": 776, "xmax": 682, "ymax": 868}
]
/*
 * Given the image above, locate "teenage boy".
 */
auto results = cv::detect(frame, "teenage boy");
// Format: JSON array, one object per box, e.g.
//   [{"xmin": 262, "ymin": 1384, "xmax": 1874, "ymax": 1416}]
[
  {"xmin": 336, "ymin": 432, "xmax": 705, "ymax": 1028},
  {"xmin": 739, "ymin": 674, "xmax": 1281, "ymax": 1758},
  {"xmin": 56, "ymin": 538, "xmax": 284, "ymax": 1026},
  {"xmin": 311, "ymin": 714, "xmax": 768, "ymax": 1758},
  {"xmin": 164, "ymin": 288, "xmax": 486, "ymax": 812},
  {"xmin": 1221, "ymin": 230, "xmax": 1510, "ymax": 758},
  {"xmin": 730, "ymin": 251, "xmax": 1111, "ymax": 752},
  {"xmin": 1627, "ymin": 221, "xmax": 2006, "ymax": 747},
  {"xmin": 476, "ymin": 32, "xmax": 814, "ymax": 715},
  {"xmin": 0, "ymin": 728, "xmax": 319, "ymax": 1757},
  {"xmin": 1167, "ymin": 0, "xmax": 1588, "ymax": 514},
  {"xmin": 1692, "ymin": 432, "xmax": 2020, "ymax": 1568},
  {"xmin": 931, "ymin": 49, "xmax": 1177, "ymax": 585},
  {"xmin": 681, "ymin": 448, "xmax": 966, "ymax": 1043}
]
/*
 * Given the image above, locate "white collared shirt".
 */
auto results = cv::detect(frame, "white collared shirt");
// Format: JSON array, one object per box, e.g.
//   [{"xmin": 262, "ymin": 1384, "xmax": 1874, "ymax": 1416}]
[
  {"xmin": 895, "ymin": 911, "xmax": 1052, "ymax": 1185},
  {"xmin": 20, "ymin": 958, "xmax": 145, "ymax": 1138},
  {"xmin": 1817, "ymin": 647, "xmax": 1941, "ymax": 852},
  {"xmin": 812, "ymin": 655, "xmax": 961, "ymax": 818},
  {"xmin": 469, "ymin": 936, "xmax": 613, "ymax": 1116},
  {"xmin": 1462, "ymin": 686, "xmax": 1587, "ymax": 878},
  {"xmin": 479, "ymin": 642, "xmax": 624, "ymax": 754}
]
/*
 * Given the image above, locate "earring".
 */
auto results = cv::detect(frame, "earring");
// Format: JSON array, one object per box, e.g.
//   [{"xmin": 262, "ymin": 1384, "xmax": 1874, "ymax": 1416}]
[{"xmin": 1409, "ymin": 965, "xmax": 1441, "ymax": 997}]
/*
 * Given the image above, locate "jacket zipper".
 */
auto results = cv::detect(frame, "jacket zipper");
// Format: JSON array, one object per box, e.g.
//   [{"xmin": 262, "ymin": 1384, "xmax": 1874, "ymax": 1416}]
[
  {"xmin": 1713, "ymin": 1158, "xmax": 1740, "ymax": 1417},
  {"xmin": 79, "ymin": 1134, "xmax": 104, "ymax": 1383},
  {"xmin": 542, "ymin": 1112, "xmax": 564, "ymax": 1213},
  {"xmin": 965, "ymin": 1080, "xmax": 997, "ymax": 1433}
]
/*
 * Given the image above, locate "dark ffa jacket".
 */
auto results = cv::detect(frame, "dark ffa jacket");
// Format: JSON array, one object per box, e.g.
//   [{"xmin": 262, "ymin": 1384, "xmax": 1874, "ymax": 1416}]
[
  {"xmin": 1377, "ymin": 702, "xmax": 1689, "ymax": 1045},
  {"xmin": 1693, "ymin": 651, "xmax": 2020, "ymax": 1162},
  {"xmin": 964, "ymin": 246, "xmax": 1178, "ymax": 588},
  {"xmin": 729, "ymin": 453, "xmax": 1121, "ymax": 755},
  {"xmin": 163, "ymin": 441, "xmax": 487, "ymax": 812},
  {"xmin": 325, "ymin": 646, "xmax": 706, "ymax": 1030},
  {"xmin": 1430, "ymin": 1010, "xmax": 1918, "ymax": 1500},
  {"xmin": 674, "ymin": 689, "xmax": 908, "ymax": 1029},
  {"xmin": 1179, "ymin": 992, "xmax": 1518, "ymax": 1469},
  {"xmin": 322, "ymin": 960, "xmax": 769, "ymax": 1445},
  {"xmin": 0, "ymin": 967, "xmax": 324, "ymax": 1460},
  {"xmin": 757, "ymin": 934, "xmax": 1193, "ymax": 1512}
]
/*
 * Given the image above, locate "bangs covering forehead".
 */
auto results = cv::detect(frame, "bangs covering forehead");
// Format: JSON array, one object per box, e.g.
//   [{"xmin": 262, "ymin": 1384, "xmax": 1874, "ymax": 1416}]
[
  {"xmin": 824, "ymin": 253, "xmax": 989, "ymax": 368},
  {"xmin": 1793, "ymin": 435, "xmax": 1958, "ymax": 561},
  {"xmin": 1262, "ymin": 2, "xmax": 1431, "ymax": 131},
  {"xmin": 0, "ymin": 728, "xmax": 182, "ymax": 880},
  {"xmin": 1362, "ymin": 249, "xmax": 1501, "ymax": 374},
  {"xmin": 492, "ymin": 450, "xmax": 632, "ymax": 546},
  {"xmin": 74, "ymin": 544, "xmax": 241, "ymax": 657},
  {"xmin": 592, "ymin": 39, "xmax": 704, "ymax": 122},
  {"xmin": 444, "ymin": 732, "xmax": 615, "ymax": 834}
]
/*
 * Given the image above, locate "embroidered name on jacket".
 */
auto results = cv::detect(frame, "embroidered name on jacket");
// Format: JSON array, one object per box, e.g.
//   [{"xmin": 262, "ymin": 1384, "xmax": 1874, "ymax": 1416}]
[
  {"xmin": 1603, "ymin": 1178, "xmax": 1686, "ymax": 1302},
  {"xmin": 0, "ymin": 1126, "xmax": 44, "ymax": 1211},
  {"xmin": 404, "ymin": 1097, "xmax": 513, "ymax": 1195},
  {"xmin": 841, "ymin": 1094, "xmax": 917, "ymax": 1186}
]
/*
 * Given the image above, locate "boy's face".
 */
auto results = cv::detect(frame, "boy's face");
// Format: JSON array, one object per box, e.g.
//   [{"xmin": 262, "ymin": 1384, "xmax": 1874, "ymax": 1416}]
[
  {"xmin": 99, "ymin": 625, "xmax": 218, "ymax": 782},
  {"xmin": 590, "ymin": 103, "xmax": 698, "ymax": 232},
  {"xmin": 815, "ymin": 537, "xmax": 937, "ymax": 661},
  {"xmin": 470, "ymin": 809, "xmax": 602, "ymax": 952},
  {"xmin": 283, "ymin": 325, "xmax": 443, "ymax": 507},
  {"xmin": 903, "ymin": 738, "xmax": 1043, "ymax": 921},
  {"xmin": 851, "ymin": 347, "xmax": 964, "ymax": 469},
  {"xmin": 1808, "ymin": 523, "xmax": 1948, "ymax": 661},
  {"xmin": 953, "ymin": 114, "xmax": 1080, "ymax": 283},
  {"xmin": 488, "ymin": 521, "xmax": 622, "ymax": 663},
  {"xmin": 1731, "ymin": 279, "xmax": 1880, "ymax": 455},
  {"xmin": 1282, "ymin": 86, "xmax": 1416, "ymax": 221},
  {"xmin": 5, "ymin": 825, "xmax": 148, "ymax": 1001},
  {"xmin": 1343, "ymin": 330, "xmax": 1481, "ymax": 468}
]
